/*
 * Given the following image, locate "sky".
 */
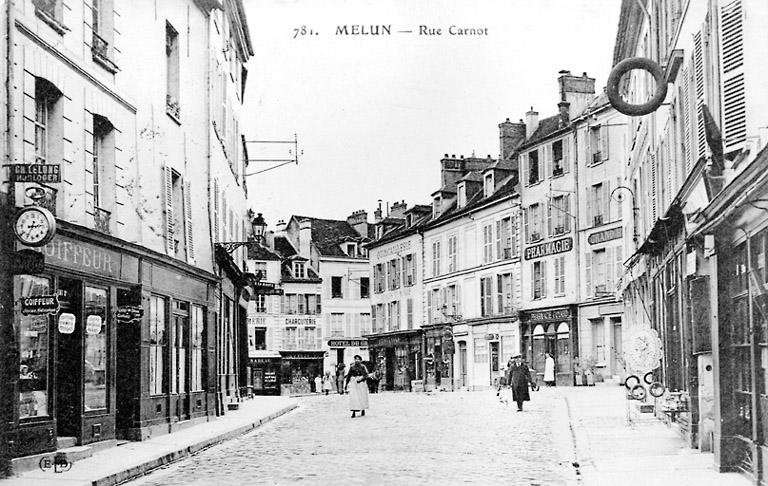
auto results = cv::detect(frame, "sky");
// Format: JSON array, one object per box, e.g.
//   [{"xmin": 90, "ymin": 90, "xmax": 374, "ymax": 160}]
[{"xmin": 242, "ymin": 0, "xmax": 622, "ymax": 225}]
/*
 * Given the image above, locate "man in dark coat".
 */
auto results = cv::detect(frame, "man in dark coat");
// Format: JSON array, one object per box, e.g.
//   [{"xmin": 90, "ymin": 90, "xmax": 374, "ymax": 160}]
[{"xmin": 506, "ymin": 355, "xmax": 533, "ymax": 411}]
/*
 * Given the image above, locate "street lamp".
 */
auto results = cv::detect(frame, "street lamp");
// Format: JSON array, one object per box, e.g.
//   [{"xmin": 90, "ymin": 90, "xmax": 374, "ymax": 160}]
[{"xmin": 217, "ymin": 211, "xmax": 268, "ymax": 254}]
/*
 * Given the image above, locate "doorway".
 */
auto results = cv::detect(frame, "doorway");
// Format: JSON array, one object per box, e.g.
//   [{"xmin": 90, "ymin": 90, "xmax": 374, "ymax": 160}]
[
  {"xmin": 611, "ymin": 317, "xmax": 622, "ymax": 374},
  {"xmin": 458, "ymin": 342, "xmax": 467, "ymax": 388},
  {"xmin": 56, "ymin": 277, "xmax": 83, "ymax": 439},
  {"xmin": 336, "ymin": 349, "xmax": 345, "ymax": 367},
  {"xmin": 173, "ymin": 303, "xmax": 190, "ymax": 421},
  {"xmin": 116, "ymin": 287, "xmax": 141, "ymax": 438},
  {"xmin": 385, "ymin": 348, "xmax": 396, "ymax": 390},
  {"xmin": 489, "ymin": 341, "xmax": 500, "ymax": 385}
]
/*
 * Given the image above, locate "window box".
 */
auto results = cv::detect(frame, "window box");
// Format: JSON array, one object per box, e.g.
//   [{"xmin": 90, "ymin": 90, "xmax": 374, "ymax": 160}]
[{"xmin": 91, "ymin": 32, "xmax": 119, "ymax": 74}]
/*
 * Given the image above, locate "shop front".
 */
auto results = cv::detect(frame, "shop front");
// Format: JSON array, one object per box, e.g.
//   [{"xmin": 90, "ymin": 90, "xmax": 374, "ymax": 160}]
[
  {"xmin": 7, "ymin": 222, "xmax": 218, "ymax": 458},
  {"xmin": 520, "ymin": 306, "xmax": 578, "ymax": 386},
  {"xmin": 249, "ymin": 352, "xmax": 282, "ymax": 396},
  {"xmin": 366, "ymin": 330, "xmax": 423, "ymax": 391},
  {"xmin": 422, "ymin": 324, "xmax": 454, "ymax": 391},
  {"xmin": 463, "ymin": 317, "xmax": 520, "ymax": 390},
  {"xmin": 279, "ymin": 351, "xmax": 325, "ymax": 395},
  {"xmin": 577, "ymin": 302, "xmax": 624, "ymax": 383}
]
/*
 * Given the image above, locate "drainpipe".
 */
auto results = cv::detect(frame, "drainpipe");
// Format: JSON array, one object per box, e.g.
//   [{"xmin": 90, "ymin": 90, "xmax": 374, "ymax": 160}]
[{"xmin": 1, "ymin": 0, "xmax": 17, "ymax": 476}]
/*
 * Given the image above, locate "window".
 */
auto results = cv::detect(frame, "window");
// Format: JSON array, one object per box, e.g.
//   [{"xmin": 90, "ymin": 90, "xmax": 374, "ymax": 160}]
[
  {"xmin": 497, "ymin": 273, "xmax": 513, "ymax": 314},
  {"xmin": 474, "ymin": 338, "xmax": 488, "ymax": 363},
  {"xmin": 360, "ymin": 313, "xmax": 372, "ymax": 336},
  {"xmin": 33, "ymin": 0, "xmax": 64, "ymax": 28},
  {"xmin": 389, "ymin": 301, "xmax": 401, "ymax": 331},
  {"xmin": 429, "ymin": 288, "xmax": 441, "ymax": 324},
  {"xmin": 34, "ymin": 78, "xmax": 61, "ymax": 165},
  {"xmin": 166, "ymin": 22, "xmax": 180, "ymax": 119},
  {"xmin": 374, "ymin": 263, "xmax": 384, "ymax": 293},
  {"xmin": 330, "ymin": 313, "xmax": 344, "ymax": 337},
  {"xmin": 403, "ymin": 254, "xmax": 416, "ymax": 286},
  {"xmin": 525, "ymin": 203, "xmax": 543, "ymax": 242},
  {"xmin": 590, "ymin": 125, "xmax": 603, "ymax": 163},
  {"xmin": 331, "ymin": 276, "xmax": 343, "ymax": 298},
  {"xmin": 457, "ymin": 183, "xmax": 466, "ymax": 208},
  {"xmin": 591, "ymin": 318, "xmax": 606, "ymax": 361},
  {"xmin": 293, "ymin": 261, "xmax": 305, "ymax": 278},
  {"xmin": 484, "ymin": 173, "xmax": 494, "ymax": 197},
  {"xmin": 552, "ymin": 139, "xmax": 565, "ymax": 175},
  {"xmin": 254, "ymin": 294, "xmax": 267, "ymax": 313},
  {"xmin": 448, "ymin": 235, "xmax": 458, "ymax": 272},
  {"xmin": 17, "ymin": 275, "xmax": 52, "ymax": 419},
  {"xmin": 171, "ymin": 301, "xmax": 188, "ymax": 395},
  {"xmin": 92, "ymin": 115, "xmax": 114, "ymax": 214},
  {"xmin": 149, "ymin": 296, "xmax": 167, "ymax": 395},
  {"xmin": 528, "ymin": 149, "xmax": 540, "ymax": 184},
  {"xmin": 375, "ymin": 304, "xmax": 385, "ymax": 332},
  {"xmin": 533, "ymin": 261, "xmax": 547, "ymax": 299},
  {"xmin": 168, "ymin": 170, "xmax": 191, "ymax": 261},
  {"xmin": 389, "ymin": 259, "xmax": 401, "ymax": 290},
  {"xmin": 360, "ymin": 277, "xmax": 370, "ymax": 299},
  {"xmin": 190, "ymin": 305, "xmax": 205, "ymax": 391},
  {"xmin": 90, "ymin": 0, "xmax": 116, "ymax": 70},
  {"xmin": 345, "ymin": 243, "xmax": 356, "ymax": 256},
  {"xmin": 553, "ymin": 256, "xmax": 566, "ymax": 295},
  {"xmin": 482, "ymin": 224, "xmax": 493, "ymax": 263},
  {"xmin": 433, "ymin": 196, "xmax": 441, "ymax": 219},
  {"xmin": 480, "ymin": 277, "xmax": 493, "ymax": 317},
  {"xmin": 432, "ymin": 240, "xmax": 441, "ymax": 277},
  {"xmin": 250, "ymin": 261, "xmax": 267, "ymax": 280},
  {"xmin": 590, "ymin": 183, "xmax": 608, "ymax": 226},
  {"xmin": 549, "ymin": 195, "xmax": 571, "ymax": 235},
  {"xmin": 445, "ymin": 284, "xmax": 460, "ymax": 316},
  {"xmin": 283, "ymin": 327, "xmax": 298, "ymax": 350},
  {"xmin": 84, "ymin": 286, "xmax": 108, "ymax": 411},
  {"xmin": 593, "ymin": 249, "xmax": 607, "ymax": 295},
  {"xmin": 496, "ymin": 217, "xmax": 514, "ymax": 260}
]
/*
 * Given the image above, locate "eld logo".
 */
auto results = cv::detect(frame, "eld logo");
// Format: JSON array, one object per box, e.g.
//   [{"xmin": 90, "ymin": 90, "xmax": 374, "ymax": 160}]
[{"xmin": 39, "ymin": 453, "xmax": 73, "ymax": 473}]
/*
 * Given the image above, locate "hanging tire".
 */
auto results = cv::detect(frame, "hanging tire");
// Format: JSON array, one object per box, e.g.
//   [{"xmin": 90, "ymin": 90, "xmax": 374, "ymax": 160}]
[
  {"xmin": 649, "ymin": 382, "xmax": 666, "ymax": 398},
  {"xmin": 630, "ymin": 384, "xmax": 647, "ymax": 400},
  {"xmin": 606, "ymin": 57, "xmax": 668, "ymax": 117},
  {"xmin": 643, "ymin": 371, "xmax": 654, "ymax": 385},
  {"xmin": 624, "ymin": 374, "xmax": 640, "ymax": 390}
]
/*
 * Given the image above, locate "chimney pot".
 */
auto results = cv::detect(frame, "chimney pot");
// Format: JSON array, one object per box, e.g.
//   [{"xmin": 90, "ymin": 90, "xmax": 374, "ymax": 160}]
[{"xmin": 451, "ymin": 154, "xmax": 456, "ymax": 158}]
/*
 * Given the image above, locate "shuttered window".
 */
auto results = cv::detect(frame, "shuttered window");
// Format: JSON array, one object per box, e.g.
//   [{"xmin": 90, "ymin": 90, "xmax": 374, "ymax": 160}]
[{"xmin": 720, "ymin": 0, "xmax": 746, "ymax": 152}]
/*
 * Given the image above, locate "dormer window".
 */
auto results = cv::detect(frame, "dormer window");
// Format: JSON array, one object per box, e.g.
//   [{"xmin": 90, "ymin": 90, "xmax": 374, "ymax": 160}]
[
  {"xmin": 345, "ymin": 243, "xmax": 356, "ymax": 257},
  {"xmin": 293, "ymin": 261, "xmax": 306, "ymax": 278},
  {"xmin": 433, "ymin": 196, "xmax": 441, "ymax": 219},
  {"xmin": 457, "ymin": 183, "xmax": 466, "ymax": 208},
  {"xmin": 406, "ymin": 214, "xmax": 413, "ymax": 228},
  {"xmin": 484, "ymin": 174, "xmax": 494, "ymax": 198}
]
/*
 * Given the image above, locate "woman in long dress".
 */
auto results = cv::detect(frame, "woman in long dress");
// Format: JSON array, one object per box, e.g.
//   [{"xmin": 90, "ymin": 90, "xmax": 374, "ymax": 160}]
[
  {"xmin": 344, "ymin": 355, "xmax": 370, "ymax": 418},
  {"xmin": 544, "ymin": 353, "xmax": 556, "ymax": 386}
]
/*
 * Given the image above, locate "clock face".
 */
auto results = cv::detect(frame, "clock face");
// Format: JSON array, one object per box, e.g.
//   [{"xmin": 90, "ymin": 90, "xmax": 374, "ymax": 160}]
[{"xmin": 14, "ymin": 207, "xmax": 55, "ymax": 247}]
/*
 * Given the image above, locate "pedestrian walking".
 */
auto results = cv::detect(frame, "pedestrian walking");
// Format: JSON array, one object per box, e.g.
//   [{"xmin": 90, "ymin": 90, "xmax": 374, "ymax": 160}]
[
  {"xmin": 314, "ymin": 375, "xmax": 322, "ymax": 394},
  {"xmin": 344, "ymin": 355, "xmax": 370, "ymax": 418},
  {"xmin": 336, "ymin": 363, "xmax": 346, "ymax": 395},
  {"xmin": 544, "ymin": 353, "xmax": 556, "ymax": 387},
  {"xmin": 507, "ymin": 354, "xmax": 533, "ymax": 412},
  {"xmin": 322, "ymin": 372, "xmax": 333, "ymax": 395}
]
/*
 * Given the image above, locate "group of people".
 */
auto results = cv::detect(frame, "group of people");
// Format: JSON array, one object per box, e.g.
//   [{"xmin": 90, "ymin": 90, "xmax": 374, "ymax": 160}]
[{"xmin": 497, "ymin": 353, "xmax": 556, "ymax": 411}]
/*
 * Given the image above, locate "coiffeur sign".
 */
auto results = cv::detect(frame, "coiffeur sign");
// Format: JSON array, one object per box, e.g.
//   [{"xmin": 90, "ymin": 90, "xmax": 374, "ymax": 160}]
[{"xmin": 524, "ymin": 237, "xmax": 573, "ymax": 260}]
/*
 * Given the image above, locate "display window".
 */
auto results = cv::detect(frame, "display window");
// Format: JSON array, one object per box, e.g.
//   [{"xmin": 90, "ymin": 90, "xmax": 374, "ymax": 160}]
[
  {"xmin": 84, "ymin": 285, "xmax": 108, "ymax": 412},
  {"xmin": 16, "ymin": 275, "xmax": 53, "ymax": 419}
]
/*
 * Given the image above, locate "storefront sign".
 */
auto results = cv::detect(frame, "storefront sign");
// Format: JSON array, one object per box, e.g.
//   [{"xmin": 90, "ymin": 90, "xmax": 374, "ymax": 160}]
[
  {"xmin": 21, "ymin": 295, "xmax": 59, "ymax": 315},
  {"xmin": 588, "ymin": 227, "xmax": 623, "ymax": 245},
  {"xmin": 485, "ymin": 333, "xmax": 499, "ymax": 340},
  {"xmin": 11, "ymin": 250, "xmax": 45, "ymax": 275},
  {"xmin": 285, "ymin": 317, "xmax": 316, "ymax": 326},
  {"xmin": 253, "ymin": 282, "xmax": 283, "ymax": 295},
  {"xmin": 116, "ymin": 305, "xmax": 144, "ymax": 323},
  {"xmin": 376, "ymin": 240, "xmax": 412, "ymax": 259},
  {"xmin": 85, "ymin": 315, "xmax": 102, "ymax": 334},
  {"xmin": 58, "ymin": 313, "xmax": 76, "ymax": 334},
  {"xmin": 524, "ymin": 237, "xmax": 573, "ymax": 260},
  {"xmin": 10, "ymin": 164, "xmax": 61, "ymax": 183},
  {"xmin": 22, "ymin": 234, "xmax": 121, "ymax": 279},
  {"xmin": 328, "ymin": 339, "xmax": 368, "ymax": 348},
  {"xmin": 526, "ymin": 307, "xmax": 571, "ymax": 323}
]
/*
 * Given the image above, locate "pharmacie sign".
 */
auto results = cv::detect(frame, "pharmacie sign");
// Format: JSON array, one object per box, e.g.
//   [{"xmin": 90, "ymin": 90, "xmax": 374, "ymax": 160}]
[{"xmin": 524, "ymin": 237, "xmax": 573, "ymax": 260}]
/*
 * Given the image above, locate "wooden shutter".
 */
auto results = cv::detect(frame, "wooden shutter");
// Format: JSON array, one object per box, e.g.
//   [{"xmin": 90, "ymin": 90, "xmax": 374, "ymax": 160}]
[
  {"xmin": 213, "ymin": 179, "xmax": 220, "ymax": 242},
  {"xmin": 604, "ymin": 181, "xmax": 611, "ymax": 223},
  {"xmin": 543, "ymin": 145, "xmax": 551, "ymax": 179},
  {"xmin": 530, "ymin": 264, "xmax": 535, "ymax": 300},
  {"xmin": 586, "ymin": 186, "xmax": 593, "ymax": 227},
  {"xmin": 564, "ymin": 195, "xmax": 571, "ymax": 232},
  {"xmin": 585, "ymin": 252, "xmax": 592, "ymax": 297},
  {"xmin": 680, "ymin": 65, "xmax": 693, "ymax": 172},
  {"xmin": 719, "ymin": 0, "xmax": 746, "ymax": 152},
  {"xmin": 456, "ymin": 282, "xmax": 462, "ymax": 315},
  {"xmin": 601, "ymin": 125, "xmax": 609, "ymax": 161},
  {"xmin": 521, "ymin": 153, "xmax": 528, "ymax": 186},
  {"xmin": 541, "ymin": 261, "xmax": 547, "ymax": 298},
  {"xmin": 524, "ymin": 207, "xmax": 529, "ymax": 243},
  {"xmin": 615, "ymin": 245, "xmax": 624, "ymax": 283},
  {"xmin": 562, "ymin": 137, "xmax": 570, "ymax": 173},
  {"xmin": 427, "ymin": 290, "xmax": 432, "ymax": 323},
  {"xmin": 547, "ymin": 198, "xmax": 553, "ymax": 236},
  {"xmin": 163, "ymin": 165, "xmax": 174, "ymax": 256},
  {"xmin": 615, "ymin": 178, "xmax": 623, "ymax": 220},
  {"xmin": 693, "ymin": 31, "xmax": 707, "ymax": 160},
  {"xmin": 606, "ymin": 247, "xmax": 615, "ymax": 292},
  {"xmin": 650, "ymin": 152, "xmax": 657, "ymax": 221},
  {"xmin": 184, "ymin": 180, "xmax": 195, "ymax": 264}
]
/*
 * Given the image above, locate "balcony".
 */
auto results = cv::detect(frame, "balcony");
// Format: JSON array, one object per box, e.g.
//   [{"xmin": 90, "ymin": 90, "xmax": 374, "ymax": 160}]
[
  {"xmin": 94, "ymin": 207, "xmax": 111, "ymax": 235},
  {"xmin": 592, "ymin": 152, "xmax": 602, "ymax": 164}
]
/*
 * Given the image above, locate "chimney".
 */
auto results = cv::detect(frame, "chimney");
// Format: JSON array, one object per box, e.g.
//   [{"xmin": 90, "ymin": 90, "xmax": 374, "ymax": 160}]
[
  {"xmin": 346, "ymin": 209, "xmax": 369, "ymax": 237},
  {"xmin": 275, "ymin": 219, "xmax": 287, "ymax": 235},
  {"xmin": 264, "ymin": 230, "xmax": 275, "ymax": 250},
  {"xmin": 298, "ymin": 219, "xmax": 312, "ymax": 259},
  {"xmin": 558, "ymin": 70, "xmax": 595, "ymax": 119},
  {"xmin": 374, "ymin": 200, "xmax": 383, "ymax": 223},
  {"xmin": 525, "ymin": 107, "xmax": 539, "ymax": 138},
  {"xmin": 558, "ymin": 101, "xmax": 571, "ymax": 126},
  {"xmin": 390, "ymin": 201, "xmax": 407, "ymax": 219}
]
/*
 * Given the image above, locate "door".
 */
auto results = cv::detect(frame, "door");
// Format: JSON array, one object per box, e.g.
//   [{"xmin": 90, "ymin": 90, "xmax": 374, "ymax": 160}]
[
  {"xmin": 459, "ymin": 342, "xmax": 467, "ymax": 388},
  {"xmin": 385, "ymin": 348, "xmax": 396, "ymax": 390},
  {"xmin": 56, "ymin": 277, "xmax": 83, "ymax": 439},
  {"xmin": 611, "ymin": 318, "xmax": 623, "ymax": 374},
  {"xmin": 116, "ymin": 288, "xmax": 141, "ymax": 438},
  {"xmin": 489, "ymin": 341, "xmax": 500, "ymax": 385},
  {"xmin": 336, "ymin": 349, "xmax": 345, "ymax": 366},
  {"xmin": 173, "ymin": 312, "xmax": 190, "ymax": 421}
]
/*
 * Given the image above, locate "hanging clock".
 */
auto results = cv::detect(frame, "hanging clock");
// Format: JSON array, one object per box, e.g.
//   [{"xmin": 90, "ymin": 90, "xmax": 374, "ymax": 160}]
[{"xmin": 14, "ymin": 206, "xmax": 56, "ymax": 247}]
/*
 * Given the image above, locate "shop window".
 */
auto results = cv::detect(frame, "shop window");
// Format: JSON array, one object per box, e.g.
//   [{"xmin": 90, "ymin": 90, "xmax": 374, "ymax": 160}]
[
  {"xmin": 473, "ymin": 338, "xmax": 488, "ymax": 363},
  {"xmin": 17, "ymin": 275, "xmax": 52, "ymax": 419},
  {"xmin": 252, "ymin": 328, "xmax": 266, "ymax": 351},
  {"xmin": 360, "ymin": 277, "xmax": 370, "ymax": 299},
  {"xmin": 84, "ymin": 286, "xmax": 108, "ymax": 412},
  {"xmin": 331, "ymin": 276, "xmax": 343, "ymax": 298},
  {"xmin": 191, "ymin": 305, "xmax": 205, "ymax": 391},
  {"xmin": 149, "ymin": 296, "xmax": 167, "ymax": 396}
]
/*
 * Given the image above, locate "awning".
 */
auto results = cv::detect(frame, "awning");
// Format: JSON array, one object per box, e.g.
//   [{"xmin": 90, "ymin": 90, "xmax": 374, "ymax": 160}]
[{"xmin": 635, "ymin": 202, "xmax": 685, "ymax": 256}]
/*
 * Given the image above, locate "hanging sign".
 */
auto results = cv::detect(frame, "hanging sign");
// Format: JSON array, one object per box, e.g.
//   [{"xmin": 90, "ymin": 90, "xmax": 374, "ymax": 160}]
[
  {"xmin": 85, "ymin": 315, "xmax": 103, "ymax": 334},
  {"xmin": 524, "ymin": 237, "xmax": 573, "ymax": 260},
  {"xmin": 588, "ymin": 227, "xmax": 623, "ymax": 245},
  {"xmin": 10, "ymin": 164, "xmax": 61, "ymax": 183},
  {"xmin": 58, "ymin": 313, "xmax": 76, "ymax": 334},
  {"xmin": 21, "ymin": 295, "xmax": 59, "ymax": 315},
  {"xmin": 116, "ymin": 305, "xmax": 143, "ymax": 323}
]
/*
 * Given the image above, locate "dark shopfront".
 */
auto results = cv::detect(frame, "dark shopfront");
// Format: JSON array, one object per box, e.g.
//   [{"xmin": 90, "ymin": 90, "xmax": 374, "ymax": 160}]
[
  {"xmin": 422, "ymin": 324, "xmax": 454, "ymax": 391},
  {"xmin": 367, "ymin": 330, "xmax": 423, "ymax": 391},
  {"xmin": 250, "ymin": 353, "xmax": 282, "ymax": 396},
  {"xmin": 279, "ymin": 351, "xmax": 325, "ymax": 395},
  {"xmin": 520, "ymin": 306, "xmax": 578, "ymax": 386},
  {"xmin": 6, "ymin": 222, "xmax": 218, "ymax": 458}
]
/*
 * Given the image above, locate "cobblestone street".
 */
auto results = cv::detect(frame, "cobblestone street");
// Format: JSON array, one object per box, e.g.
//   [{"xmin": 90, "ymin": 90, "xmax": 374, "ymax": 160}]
[{"xmin": 128, "ymin": 389, "xmax": 575, "ymax": 485}]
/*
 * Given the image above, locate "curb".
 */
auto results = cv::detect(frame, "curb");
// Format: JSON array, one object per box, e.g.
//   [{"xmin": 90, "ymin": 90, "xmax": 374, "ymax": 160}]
[{"xmin": 98, "ymin": 403, "xmax": 298, "ymax": 486}]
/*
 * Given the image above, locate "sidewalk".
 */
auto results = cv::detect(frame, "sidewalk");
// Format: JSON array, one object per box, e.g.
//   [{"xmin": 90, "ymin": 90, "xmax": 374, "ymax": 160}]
[
  {"xmin": 0, "ymin": 396, "xmax": 297, "ymax": 486},
  {"xmin": 559, "ymin": 384, "xmax": 749, "ymax": 486}
]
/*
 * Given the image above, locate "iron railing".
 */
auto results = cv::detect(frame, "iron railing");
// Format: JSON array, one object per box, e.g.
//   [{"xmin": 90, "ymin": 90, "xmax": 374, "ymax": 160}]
[{"xmin": 94, "ymin": 207, "xmax": 111, "ymax": 234}]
